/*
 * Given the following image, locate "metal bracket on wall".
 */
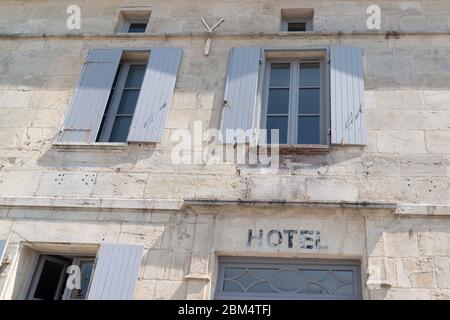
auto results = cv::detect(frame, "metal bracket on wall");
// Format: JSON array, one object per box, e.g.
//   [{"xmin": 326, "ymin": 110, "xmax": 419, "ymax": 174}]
[{"xmin": 201, "ymin": 18, "xmax": 224, "ymax": 56}]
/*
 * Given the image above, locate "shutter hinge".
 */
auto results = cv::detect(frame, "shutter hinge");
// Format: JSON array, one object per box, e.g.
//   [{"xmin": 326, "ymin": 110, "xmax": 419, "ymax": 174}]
[
  {"xmin": 259, "ymin": 58, "xmax": 263, "ymax": 65},
  {"xmin": 327, "ymin": 59, "xmax": 331, "ymax": 64}
]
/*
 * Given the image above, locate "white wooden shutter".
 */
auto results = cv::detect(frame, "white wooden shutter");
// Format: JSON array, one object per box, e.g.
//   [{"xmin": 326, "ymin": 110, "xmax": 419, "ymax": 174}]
[
  {"xmin": 0, "ymin": 240, "xmax": 7, "ymax": 267},
  {"xmin": 127, "ymin": 48, "xmax": 183, "ymax": 143},
  {"xmin": 87, "ymin": 243, "xmax": 144, "ymax": 300},
  {"xmin": 59, "ymin": 49, "xmax": 122, "ymax": 143},
  {"xmin": 220, "ymin": 47, "xmax": 262, "ymax": 143},
  {"xmin": 330, "ymin": 46, "xmax": 367, "ymax": 145}
]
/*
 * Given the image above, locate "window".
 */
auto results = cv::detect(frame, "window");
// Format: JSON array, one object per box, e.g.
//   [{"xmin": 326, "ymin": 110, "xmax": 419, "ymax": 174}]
[
  {"xmin": 220, "ymin": 46, "xmax": 366, "ymax": 147},
  {"xmin": 281, "ymin": 8, "xmax": 314, "ymax": 32},
  {"xmin": 282, "ymin": 18, "xmax": 312, "ymax": 32},
  {"xmin": 57, "ymin": 47, "xmax": 182, "ymax": 145},
  {"xmin": 262, "ymin": 59, "xmax": 326, "ymax": 145},
  {"xmin": 116, "ymin": 9, "xmax": 151, "ymax": 33},
  {"xmin": 26, "ymin": 255, "xmax": 95, "ymax": 300},
  {"xmin": 215, "ymin": 257, "xmax": 362, "ymax": 300},
  {"xmin": 96, "ymin": 60, "xmax": 147, "ymax": 142},
  {"xmin": 124, "ymin": 20, "xmax": 148, "ymax": 33}
]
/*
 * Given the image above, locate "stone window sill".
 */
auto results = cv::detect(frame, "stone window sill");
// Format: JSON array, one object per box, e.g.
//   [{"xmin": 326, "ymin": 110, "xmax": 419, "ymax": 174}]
[
  {"xmin": 258, "ymin": 144, "xmax": 330, "ymax": 155},
  {"xmin": 52, "ymin": 142, "xmax": 127, "ymax": 152}
]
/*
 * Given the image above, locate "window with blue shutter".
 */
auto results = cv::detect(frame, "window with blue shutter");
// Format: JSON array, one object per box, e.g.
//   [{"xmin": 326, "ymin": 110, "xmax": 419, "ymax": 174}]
[
  {"xmin": 330, "ymin": 46, "xmax": 366, "ymax": 145},
  {"xmin": 58, "ymin": 48, "xmax": 182, "ymax": 145},
  {"xmin": 87, "ymin": 243, "xmax": 144, "ymax": 300},
  {"xmin": 220, "ymin": 46, "xmax": 366, "ymax": 146}
]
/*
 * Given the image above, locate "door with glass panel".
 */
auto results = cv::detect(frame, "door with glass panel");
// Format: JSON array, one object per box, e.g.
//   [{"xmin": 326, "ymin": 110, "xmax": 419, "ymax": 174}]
[
  {"xmin": 215, "ymin": 257, "xmax": 362, "ymax": 300},
  {"xmin": 262, "ymin": 59, "xmax": 327, "ymax": 145}
]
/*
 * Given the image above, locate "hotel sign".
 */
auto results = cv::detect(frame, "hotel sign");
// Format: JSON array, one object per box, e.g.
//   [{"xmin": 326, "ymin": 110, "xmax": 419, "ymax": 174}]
[{"xmin": 247, "ymin": 229, "xmax": 326, "ymax": 250}]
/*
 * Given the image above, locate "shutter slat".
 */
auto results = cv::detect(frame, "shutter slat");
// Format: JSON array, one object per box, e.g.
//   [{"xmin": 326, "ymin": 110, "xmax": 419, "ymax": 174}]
[
  {"xmin": 330, "ymin": 46, "xmax": 366, "ymax": 145},
  {"xmin": 87, "ymin": 243, "xmax": 144, "ymax": 300},
  {"xmin": 59, "ymin": 49, "xmax": 122, "ymax": 143},
  {"xmin": 220, "ymin": 47, "xmax": 262, "ymax": 143},
  {"xmin": 127, "ymin": 48, "xmax": 183, "ymax": 143},
  {"xmin": 0, "ymin": 240, "xmax": 7, "ymax": 267}
]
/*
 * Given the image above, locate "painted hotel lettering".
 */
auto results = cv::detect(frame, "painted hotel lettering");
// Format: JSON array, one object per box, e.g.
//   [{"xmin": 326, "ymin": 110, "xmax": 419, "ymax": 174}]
[{"xmin": 247, "ymin": 229, "xmax": 323, "ymax": 249}]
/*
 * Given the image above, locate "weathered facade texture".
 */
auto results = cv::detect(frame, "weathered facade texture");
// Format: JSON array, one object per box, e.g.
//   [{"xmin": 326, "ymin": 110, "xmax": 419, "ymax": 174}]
[{"xmin": 0, "ymin": 0, "xmax": 449, "ymax": 300}]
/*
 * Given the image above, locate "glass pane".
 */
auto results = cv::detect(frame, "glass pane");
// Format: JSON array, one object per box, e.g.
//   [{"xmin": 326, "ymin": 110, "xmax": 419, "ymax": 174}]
[
  {"xmin": 299, "ymin": 63, "xmax": 320, "ymax": 87},
  {"xmin": 117, "ymin": 89, "xmax": 140, "ymax": 114},
  {"xmin": 269, "ymin": 63, "xmax": 290, "ymax": 87},
  {"xmin": 128, "ymin": 23, "xmax": 147, "ymax": 33},
  {"xmin": 298, "ymin": 88, "xmax": 320, "ymax": 114},
  {"xmin": 268, "ymin": 88, "xmax": 289, "ymax": 114},
  {"xmin": 224, "ymin": 268, "xmax": 246, "ymax": 279},
  {"xmin": 112, "ymin": 65, "xmax": 122, "ymax": 88},
  {"xmin": 298, "ymin": 116, "xmax": 320, "ymax": 144},
  {"xmin": 33, "ymin": 260, "xmax": 65, "ymax": 300},
  {"xmin": 334, "ymin": 284, "xmax": 354, "ymax": 296},
  {"xmin": 109, "ymin": 116, "xmax": 132, "ymax": 142},
  {"xmin": 72, "ymin": 260, "xmax": 94, "ymax": 300},
  {"xmin": 223, "ymin": 281, "xmax": 244, "ymax": 292},
  {"xmin": 334, "ymin": 270, "xmax": 354, "ymax": 282},
  {"xmin": 271, "ymin": 270, "xmax": 306, "ymax": 293},
  {"xmin": 288, "ymin": 22, "xmax": 306, "ymax": 32},
  {"xmin": 125, "ymin": 65, "xmax": 146, "ymax": 88},
  {"xmin": 236, "ymin": 271, "xmax": 258, "ymax": 288},
  {"xmin": 267, "ymin": 116, "xmax": 288, "ymax": 144},
  {"xmin": 248, "ymin": 282, "xmax": 275, "ymax": 293}
]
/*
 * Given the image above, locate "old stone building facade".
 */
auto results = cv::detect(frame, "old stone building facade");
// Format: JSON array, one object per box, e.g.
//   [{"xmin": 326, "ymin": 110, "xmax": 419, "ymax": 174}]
[{"xmin": 0, "ymin": 0, "xmax": 449, "ymax": 300}]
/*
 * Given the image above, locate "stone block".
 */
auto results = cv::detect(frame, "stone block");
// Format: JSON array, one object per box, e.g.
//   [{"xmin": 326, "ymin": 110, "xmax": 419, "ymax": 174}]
[
  {"xmin": 118, "ymin": 223, "xmax": 165, "ymax": 249},
  {"xmin": 0, "ymin": 171, "xmax": 41, "ymax": 196},
  {"xmin": 134, "ymin": 280, "xmax": 156, "ymax": 300},
  {"xmin": 37, "ymin": 172, "xmax": 96, "ymax": 197},
  {"xmin": 433, "ymin": 257, "xmax": 450, "ymax": 289},
  {"xmin": 92, "ymin": 173, "xmax": 147, "ymax": 198},
  {"xmin": 424, "ymin": 91, "xmax": 450, "ymax": 110},
  {"xmin": 377, "ymin": 130, "xmax": 427, "ymax": 154},
  {"xmin": 154, "ymin": 280, "xmax": 187, "ymax": 300},
  {"xmin": 425, "ymin": 131, "xmax": 450, "ymax": 153},
  {"xmin": 384, "ymin": 232, "xmax": 420, "ymax": 258},
  {"xmin": 306, "ymin": 177, "xmax": 358, "ymax": 201}
]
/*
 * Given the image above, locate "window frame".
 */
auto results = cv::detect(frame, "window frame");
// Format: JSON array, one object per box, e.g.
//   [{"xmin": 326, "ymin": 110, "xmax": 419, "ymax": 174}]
[
  {"xmin": 215, "ymin": 256, "xmax": 362, "ymax": 300},
  {"xmin": 282, "ymin": 17, "xmax": 313, "ymax": 32},
  {"xmin": 97, "ymin": 59, "xmax": 148, "ymax": 143},
  {"xmin": 261, "ymin": 57, "xmax": 328, "ymax": 146},
  {"xmin": 26, "ymin": 255, "xmax": 71, "ymax": 300},
  {"xmin": 123, "ymin": 18, "xmax": 148, "ymax": 33},
  {"xmin": 26, "ymin": 254, "xmax": 96, "ymax": 300},
  {"xmin": 61, "ymin": 257, "xmax": 95, "ymax": 300}
]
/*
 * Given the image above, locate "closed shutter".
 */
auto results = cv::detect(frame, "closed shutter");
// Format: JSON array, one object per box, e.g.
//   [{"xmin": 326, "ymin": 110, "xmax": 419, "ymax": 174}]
[
  {"xmin": 59, "ymin": 49, "xmax": 122, "ymax": 143},
  {"xmin": 127, "ymin": 48, "xmax": 183, "ymax": 143},
  {"xmin": 0, "ymin": 239, "xmax": 7, "ymax": 267},
  {"xmin": 87, "ymin": 243, "xmax": 144, "ymax": 300},
  {"xmin": 220, "ymin": 47, "xmax": 262, "ymax": 143},
  {"xmin": 330, "ymin": 46, "xmax": 367, "ymax": 145}
]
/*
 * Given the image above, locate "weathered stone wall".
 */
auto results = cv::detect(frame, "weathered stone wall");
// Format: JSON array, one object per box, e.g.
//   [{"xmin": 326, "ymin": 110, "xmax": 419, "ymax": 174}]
[
  {"xmin": 0, "ymin": 0, "xmax": 449, "ymax": 300},
  {"xmin": 1, "ymin": 207, "xmax": 450, "ymax": 299}
]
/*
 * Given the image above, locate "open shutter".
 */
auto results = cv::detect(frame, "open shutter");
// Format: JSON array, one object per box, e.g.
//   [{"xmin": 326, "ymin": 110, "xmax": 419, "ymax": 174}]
[
  {"xmin": 0, "ymin": 240, "xmax": 7, "ymax": 267},
  {"xmin": 87, "ymin": 243, "xmax": 144, "ymax": 300},
  {"xmin": 59, "ymin": 49, "xmax": 122, "ymax": 143},
  {"xmin": 127, "ymin": 48, "xmax": 183, "ymax": 143},
  {"xmin": 330, "ymin": 46, "xmax": 367, "ymax": 145},
  {"xmin": 220, "ymin": 47, "xmax": 262, "ymax": 143}
]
